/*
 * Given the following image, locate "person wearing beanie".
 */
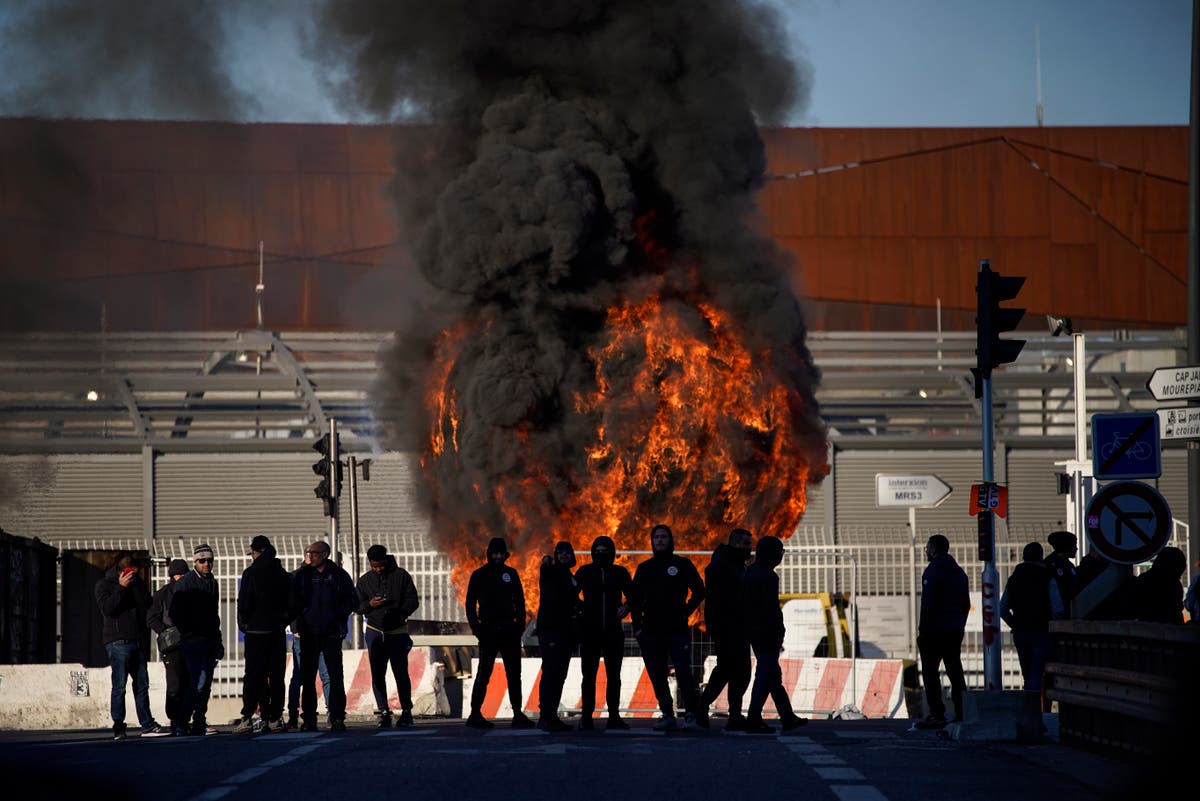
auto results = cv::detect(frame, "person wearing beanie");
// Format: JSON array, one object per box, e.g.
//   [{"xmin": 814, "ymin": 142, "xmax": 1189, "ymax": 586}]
[
  {"xmin": 356, "ymin": 544, "xmax": 420, "ymax": 728},
  {"xmin": 168, "ymin": 543, "xmax": 224, "ymax": 736},
  {"xmin": 94, "ymin": 551, "xmax": 168, "ymax": 739},
  {"xmin": 146, "ymin": 559, "xmax": 191, "ymax": 731},
  {"xmin": 700, "ymin": 528, "xmax": 755, "ymax": 731},
  {"xmin": 289, "ymin": 540, "xmax": 358, "ymax": 732},
  {"xmin": 998, "ymin": 542, "xmax": 1064, "ymax": 697},
  {"xmin": 574, "ymin": 535, "xmax": 633, "ymax": 730},
  {"xmin": 536, "ymin": 541, "xmax": 582, "ymax": 732},
  {"xmin": 464, "ymin": 536, "xmax": 534, "ymax": 729},
  {"xmin": 743, "ymin": 535, "xmax": 807, "ymax": 734},
  {"xmin": 630, "ymin": 523, "xmax": 706, "ymax": 731},
  {"xmin": 233, "ymin": 535, "xmax": 291, "ymax": 734}
]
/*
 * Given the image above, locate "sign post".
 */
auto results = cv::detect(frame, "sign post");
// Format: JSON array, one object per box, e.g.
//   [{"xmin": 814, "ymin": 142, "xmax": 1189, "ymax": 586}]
[{"xmin": 875, "ymin": 474, "xmax": 953, "ymax": 662}]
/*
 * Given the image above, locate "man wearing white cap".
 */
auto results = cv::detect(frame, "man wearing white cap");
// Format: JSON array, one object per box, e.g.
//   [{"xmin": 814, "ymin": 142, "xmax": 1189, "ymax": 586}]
[{"xmin": 169, "ymin": 543, "xmax": 224, "ymax": 736}]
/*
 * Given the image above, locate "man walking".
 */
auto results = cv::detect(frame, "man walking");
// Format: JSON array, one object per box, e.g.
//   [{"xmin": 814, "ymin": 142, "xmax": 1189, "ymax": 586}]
[
  {"xmin": 699, "ymin": 528, "xmax": 753, "ymax": 731},
  {"xmin": 574, "ymin": 535, "xmax": 633, "ymax": 730},
  {"xmin": 999, "ymin": 542, "xmax": 1063, "ymax": 696},
  {"xmin": 233, "ymin": 535, "xmax": 291, "ymax": 734},
  {"xmin": 146, "ymin": 558, "xmax": 190, "ymax": 730},
  {"xmin": 289, "ymin": 540, "xmax": 357, "ymax": 731},
  {"xmin": 536, "ymin": 540, "xmax": 581, "ymax": 732},
  {"xmin": 464, "ymin": 537, "xmax": 535, "ymax": 729},
  {"xmin": 356, "ymin": 544, "xmax": 420, "ymax": 728},
  {"xmin": 630, "ymin": 523, "xmax": 706, "ymax": 731},
  {"xmin": 94, "ymin": 551, "xmax": 169, "ymax": 739},
  {"xmin": 914, "ymin": 534, "xmax": 970, "ymax": 730},
  {"xmin": 169, "ymin": 543, "xmax": 224, "ymax": 736},
  {"xmin": 743, "ymin": 535, "xmax": 806, "ymax": 734}
]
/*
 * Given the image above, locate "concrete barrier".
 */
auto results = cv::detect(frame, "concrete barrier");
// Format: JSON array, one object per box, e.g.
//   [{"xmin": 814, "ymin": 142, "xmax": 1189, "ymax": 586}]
[{"xmin": 702, "ymin": 656, "xmax": 908, "ymax": 719}]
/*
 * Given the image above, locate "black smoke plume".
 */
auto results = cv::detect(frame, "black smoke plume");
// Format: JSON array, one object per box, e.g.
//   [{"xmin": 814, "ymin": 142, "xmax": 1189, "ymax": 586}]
[{"xmin": 322, "ymin": 1, "xmax": 827, "ymax": 557}]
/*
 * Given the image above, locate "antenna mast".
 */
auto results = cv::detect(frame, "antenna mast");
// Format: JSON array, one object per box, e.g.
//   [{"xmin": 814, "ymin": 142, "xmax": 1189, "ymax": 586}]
[{"xmin": 1035, "ymin": 25, "xmax": 1044, "ymax": 127}]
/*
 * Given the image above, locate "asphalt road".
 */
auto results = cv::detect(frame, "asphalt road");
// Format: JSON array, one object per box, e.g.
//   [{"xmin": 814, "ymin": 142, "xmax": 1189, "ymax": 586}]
[{"xmin": 0, "ymin": 716, "xmax": 1156, "ymax": 801}]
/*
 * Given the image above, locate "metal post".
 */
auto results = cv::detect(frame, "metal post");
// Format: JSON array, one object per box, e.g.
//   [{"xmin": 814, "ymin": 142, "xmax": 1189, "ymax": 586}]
[
  {"xmin": 908, "ymin": 506, "xmax": 918, "ymax": 663},
  {"xmin": 348, "ymin": 455, "xmax": 363, "ymax": 649},
  {"xmin": 328, "ymin": 418, "xmax": 339, "ymax": 555},
  {"xmin": 980, "ymin": 374, "xmax": 1002, "ymax": 691},
  {"xmin": 1188, "ymin": 0, "xmax": 1200, "ymax": 574},
  {"xmin": 1072, "ymin": 332, "xmax": 1093, "ymax": 559}
]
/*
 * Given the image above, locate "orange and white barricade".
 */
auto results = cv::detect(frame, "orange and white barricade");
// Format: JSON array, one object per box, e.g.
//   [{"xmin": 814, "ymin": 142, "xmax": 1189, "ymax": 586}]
[
  {"xmin": 463, "ymin": 657, "xmax": 665, "ymax": 719},
  {"xmin": 284, "ymin": 647, "xmax": 450, "ymax": 717},
  {"xmin": 701, "ymin": 656, "xmax": 907, "ymax": 719}
]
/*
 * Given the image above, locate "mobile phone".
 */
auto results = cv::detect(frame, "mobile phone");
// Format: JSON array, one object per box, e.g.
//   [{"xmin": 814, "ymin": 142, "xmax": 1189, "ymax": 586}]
[{"xmin": 121, "ymin": 567, "xmax": 137, "ymax": 577}]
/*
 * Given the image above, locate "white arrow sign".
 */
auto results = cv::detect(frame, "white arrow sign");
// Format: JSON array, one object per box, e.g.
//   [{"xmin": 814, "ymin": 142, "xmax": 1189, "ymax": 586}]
[
  {"xmin": 1146, "ymin": 364, "xmax": 1200, "ymax": 401},
  {"xmin": 875, "ymin": 474, "xmax": 953, "ymax": 508},
  {"xmin": 1158, "ymin": 407, "xmax": 1200, "ymax": 441}
]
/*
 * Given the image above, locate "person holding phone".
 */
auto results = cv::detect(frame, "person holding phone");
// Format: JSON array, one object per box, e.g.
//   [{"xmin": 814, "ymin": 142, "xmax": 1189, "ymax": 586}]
[
  {"xmin": 95, "ymin": 551, "xmax": 170, "ymax": 740},
  {"xmin": 356, "ymin": 544, "xmax": 420, "ymax": 728}
]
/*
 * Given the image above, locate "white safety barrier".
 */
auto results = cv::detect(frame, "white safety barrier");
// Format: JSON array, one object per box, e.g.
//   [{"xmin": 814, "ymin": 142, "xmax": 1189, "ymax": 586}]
[
  {"xmin": 463, "ymin": 657, "xmax": 666, "ymax": 719},
  {"xmin": 702, "ymin": 656, "xmax": 908, "ymax": 719}
]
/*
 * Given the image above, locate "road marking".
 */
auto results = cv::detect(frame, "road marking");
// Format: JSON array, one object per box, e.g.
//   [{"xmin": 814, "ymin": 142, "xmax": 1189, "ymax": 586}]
[
  {"xmin": 188, "ymin": 738, "xmax": 331, "ymax": 801},
  {"xmin": 815, "ymin": 767, "xmax": 866, "ymax": 781},
  {"xmin": 224, "ymin": 766, "xmax": 269, "ymax": 784},
  {"xmin": 798, "ymin": 754, "xmax": 847, "ymax": 765},
  {"xmin": 261, "ymin": 755, "xmax": 299, "ymax": 767},
  {"xmin": 190, "ymin": 789, "xmax": 236, "ymax": 801},
  {"xmin": 375, "ymin": 729, "xmax": 436, "ymax": 736},
  {"xmin": 830, "ymin": 786, "xmax": 890, "ymax": 801}
]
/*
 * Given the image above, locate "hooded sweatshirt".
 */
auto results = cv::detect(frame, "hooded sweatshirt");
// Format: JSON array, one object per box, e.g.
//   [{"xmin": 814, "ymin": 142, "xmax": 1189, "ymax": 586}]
[
  {"xmin": 356, "ymin": 554, "xmax": 420, "ymax": 632},
  {"xmin": 743, "ymin": 537, "xmax": 785, "ymax": 645},
  {"xmin": 574, "ymin": 536, "xmax": 633, "ymax": 639},
  {"xmin": 237, "ymin": 545, "xmax": 293, "ymax": 634},
  {"xmin": 537, "ymin": 543, "xmax": 582, "ymax": 640},
  {"xmin": 704, "ymin": 543, "xmax": 751, "ymax": 639},
  {"xmin": 630, "ymin": 526, "xmax": 705, "ymax": 635},
  {"xmin": 465, "ymin": 537, "xmax": 526, "ymax": 638}
]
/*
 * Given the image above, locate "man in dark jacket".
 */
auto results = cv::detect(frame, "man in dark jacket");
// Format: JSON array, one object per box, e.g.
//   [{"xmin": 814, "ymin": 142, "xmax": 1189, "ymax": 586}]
[
  {"xmin": 146, "ymin": 558, "xmax": 190, "ymax": 730},
  {"xmin": 290, "ymin": 540, "xmax": 358, "ymax": 731},
  {"xmin": 1123, "ymin": 546, "xmax": 1187, "ymax": 624},
  {"xmin": 915, "ymin": 534, "xmax": 971, "ymax": 729},
  {"xmin": 536, "ymin": 540, "xmax": 582, "ymax": 732},
  {"xmin": 630, "ymin": 523, "xmax": 706, "ymax": 731},
  {"xmin": 742, "ymin": 535, "xmax": 806, "ymax": 734},
  {"xmin": 94, "ymin": 551, "xmax": 169, "ymax": 739},
  {"xmin": 356, "ymin": 544, "xmax": 420, "ymax": 728},
  {"xmin": 699, "ymin": 528, "xmax": 753, "ymax": 731},
  {"xmin": 999, "ymin": 542, "xmax": 1063, "ymax": 695},
  {"xmin": 233, "ymin": 535, "xmax": 292, "ymax": 734},
  {"xmin": 1045, "ymin": 530, "xmax": 1079, "ymax": 614},
  {"xmin": 574, "ymin": 535, "xmax": 633, "ymax": 731},
  {"xmin": 464, "ymin": 536, "xmax": 535, "ymax": 729},
  {"xmin": 168, "ymin": 543, "xmax": 224, "ymax": 736}
]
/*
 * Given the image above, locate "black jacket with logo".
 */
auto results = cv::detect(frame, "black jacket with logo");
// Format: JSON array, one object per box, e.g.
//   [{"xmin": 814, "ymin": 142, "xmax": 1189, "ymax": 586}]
[
  {"xmin": 465, "ymin": 562, "xmax": 526, "ymax": 639},
  {"xmin": 574, "ymin": 562, "xmax": 633, "ymax": 639}
]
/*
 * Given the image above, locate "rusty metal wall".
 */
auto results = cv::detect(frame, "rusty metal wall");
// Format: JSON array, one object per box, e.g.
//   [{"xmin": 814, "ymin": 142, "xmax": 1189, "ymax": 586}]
[{"xmin": 1, "ymin": 120, "xmax": 1186, "ymax": 333}]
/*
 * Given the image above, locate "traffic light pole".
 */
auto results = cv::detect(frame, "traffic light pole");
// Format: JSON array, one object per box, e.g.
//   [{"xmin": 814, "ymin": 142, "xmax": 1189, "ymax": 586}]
[
  {"xmin": 328, "ymin": 418, "xmax": 339, "ymax": 557},
  {"xmin": 979, "ymin": 375, "xmax": 1002, "ymax": 691},
  {"xmin": 348, "ymin": 454, "xmax": 363, "ymax": 649}
]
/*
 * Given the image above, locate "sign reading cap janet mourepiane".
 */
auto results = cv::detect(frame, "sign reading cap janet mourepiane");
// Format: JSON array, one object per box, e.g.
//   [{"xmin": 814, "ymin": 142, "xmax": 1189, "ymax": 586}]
[
  {"xmin": 1146, "ymin": 364, "xmax": 1200, "ymax": 401},
  {"xmin": 875, "ymin": 474, "xmax": 952, "ymax": 508},
  {"xmin": 1085, "ymin": 480, "xmax": 1172, "ymax": 565}
]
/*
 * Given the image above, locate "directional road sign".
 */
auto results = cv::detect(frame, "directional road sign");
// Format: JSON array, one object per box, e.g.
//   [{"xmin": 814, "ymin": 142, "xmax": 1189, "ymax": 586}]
[
  {"xmin": 1146, "ymin": 364, "xmax": 1200, "ymax": 401},
  {"xmin": 875, "ymin": 474, "xmax": 953, "ymax": 508},
  {"xmin": 1084, "ymin": 480, "xmax": 1172, "ymax": 565},
  {"xmin": 1090, "ymin": 411, "xmax": 1161, "ymax": 480},
  {"xmin": 1158, "ymin": 406, "xmax": 1200, "ymax": 441}
]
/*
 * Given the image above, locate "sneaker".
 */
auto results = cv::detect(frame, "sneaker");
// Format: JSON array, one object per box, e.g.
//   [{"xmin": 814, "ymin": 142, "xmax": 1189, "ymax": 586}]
[
  {"xmin": 465, "ymin": 713, "xmax": 495, "ymax": 729},
  {"xmin": 330, "ymin": 719, "xmax": 347, "ymax": 732},
  {"xmin": 142, "ymin": 723, "xmax": 172, "ymax": 738},
  {"xmin": 300, "ymin": 720, "xmax": 318, "ymax": 732},
  {"xmin": 511, "ymin": 711, "xmax": 536, "ymax": 729},
  {"xmin": 606, "ymin": 716, "xmax": 630, "ymax": 731},
  {"xmin": 578, "ymin": 717, "xmax": 594, "ymax": 731},
  {"xmin": 537, "ymin": 716, "xmax": 573, "ymax": 733},
  {"xmin": 269, "ymin": 719, "xmax": 287, "ymax": 733},
  {"xmin": 913, "ymin": 715, "xmax": 947, "ymax": 731},
  {"xmin": 780, "ymin": 715, "xmax": 808, "ymax": 733},
  {"xmin": 170, "ymin": 725, "xmax": 190, "ymax": 737},
  {"xmin": 652, "ymin": 716, "xmax": 679, "ymax": 732},
  {"xmin": 681, "ymin": 712, "xmax": 698, "ymax": 731},
  {"xmin": 251, "ymin": 718, "xmax": 268, "ymax": 734},
  {"xmin": 112, "ymin": 723, "xmax": 127, "ymax": 741},
  {"xmin": 232, "ymin": 717, "xmax": 255, "ymax": 734},
  {"xmin": 396, "ymin": 711, "xmax": 414, "ymax": 728},
  {"xmin": 743, "ymin": 717, "xmax": 777, "ymax": 735},
  {"xmin": 191, "ymin": 722, "xmax": 218, "ymax": 736},
  {"xmin": 375, "ymin": 712, "xmax": 393, "ymax": 729},
  {"xmin": 724, "ymin": 714, "xmax": 747, "ymax": 732},
  {"xmin": 285, "ymin": 713, "xmax": 298, "ymax": 730}
]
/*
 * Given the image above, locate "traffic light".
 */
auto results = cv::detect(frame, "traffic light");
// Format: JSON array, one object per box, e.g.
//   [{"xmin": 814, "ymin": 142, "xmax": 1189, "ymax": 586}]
[
  {"xmin": 972, "ymin": 259, "xmax": 1026, "ymax": 397},
  {"xmin": 312, "ymin": 432, "xmax": 342, "ymax": 517}
]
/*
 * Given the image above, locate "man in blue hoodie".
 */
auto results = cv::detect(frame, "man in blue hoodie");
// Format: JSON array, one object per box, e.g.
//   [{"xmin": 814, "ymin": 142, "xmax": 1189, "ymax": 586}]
[
  {"xmin": 289, "ymin": 540, "xmax": 358, "ymax": 731},
  {"xmin": 356, "ymin": 544, "xmax": 420, "ymax": 728},
  {"xmin": 630, "ymin": 523, "xmax": 706, "ymax": 731},
  {"xmin": 914, "ymin": 534, "xmax": 971, "ymax": 730},
  {"xmin": 233, "ymin": 535, "xmax": 292, "ymax": 734}
]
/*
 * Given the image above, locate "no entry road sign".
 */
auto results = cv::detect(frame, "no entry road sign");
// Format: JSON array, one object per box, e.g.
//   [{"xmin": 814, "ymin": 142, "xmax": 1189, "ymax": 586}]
[{"xmin": 1084, "ymin": 480, "xmax": 1172, "ymax": 565}]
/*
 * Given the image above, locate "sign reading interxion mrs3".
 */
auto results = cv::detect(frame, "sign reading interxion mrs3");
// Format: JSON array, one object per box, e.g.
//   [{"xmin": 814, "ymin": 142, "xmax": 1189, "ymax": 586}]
[{"xmin": 874, "ymin": 474, "xmax": 953, "ymax": 509}]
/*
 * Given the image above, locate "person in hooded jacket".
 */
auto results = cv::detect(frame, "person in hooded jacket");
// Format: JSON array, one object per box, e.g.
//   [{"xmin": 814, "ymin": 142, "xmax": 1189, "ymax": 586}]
[
  {"xmin": 233, "ymin": 535, "xmax": 292, "ymax": 734},
  {"xmin": 356, "ymin": 544, "xmax": 420, "ymax": 728},
  {"xmin": 914, "ymin": 534, "xmax": 970, "ymax": 730},
  {"xmin": 536, "ymin": 540, "xmax": 582, "ymax": 732},
  {"xmin": 574, "ymin": 535, "xmax": 633, "ymax": 731},
  {"xmin": 146, "ymin": 558, "xmax": 190, "ymax": 730},
  {"xmin": 998, "ymin": 542, "xmax": 1064, "ymax": 695},
  {"xmin": 1122, "ymin": 546, "xmax": 1187, "ymax": 624},
  {"xmin": 95, "ymin": 551, "xmax": 168, "ymax": 739},
  {"xmin": 630, "ymin": 523, "xmax": 707, "ymax": 731},
  {"xmin": 699, "ymin": 528, "xmax": 754, "ymax": 731},
  {"xmin": 289, "ymin": 540, "xmax": 358, "ymax": 731},
  {"xmin": 169, "ymin": 543, "xmax": 224, "ymax": 736},
  {"xmin": 742, "ymin": 535, "xmax": 807, "ymax": 734},
  {"xmin": 464, "ymin": 536, "xmax": 535, "ymax": 729}
]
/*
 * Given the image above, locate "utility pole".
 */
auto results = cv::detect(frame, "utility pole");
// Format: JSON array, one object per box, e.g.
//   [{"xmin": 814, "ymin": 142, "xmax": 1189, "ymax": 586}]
[{"xmin": 1187, "ymin": 0, "xmax": 1199, "ymax": 573}]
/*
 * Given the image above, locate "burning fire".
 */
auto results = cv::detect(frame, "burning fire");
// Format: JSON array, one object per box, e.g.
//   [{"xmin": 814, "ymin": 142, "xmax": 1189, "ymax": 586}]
[{"xmin": 421, "ymin": 282, "xmax": 827, "ymax": 616}]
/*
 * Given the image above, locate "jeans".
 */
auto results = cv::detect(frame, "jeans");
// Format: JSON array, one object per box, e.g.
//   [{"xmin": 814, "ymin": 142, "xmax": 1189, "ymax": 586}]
[
  {"xmin": 300, "ymin": 636, "xmax": 345, "ymax": 723},
  {"xmin": 241, "ymin": 630, "xmax": 286, "ymax": 722},
  {"xmin": 1012, "ymin": 629, "xmax": 1050, "ymax": 694},
  {"xmin": 470, "ymin": 631, "xmax": 523, "ymax": 717},
  {"xmin": 105, "ymin": 639, "xmax": 154, "ymax": 728},
  {"xmin": 579, "ymin": 628, "xmax": 624, "ymax": 719},
  {"xmin": 364, "ymin": 628, "xmax": 413, "ymax": 714},
  {"xmin": 637, "ymin": 629, "xmax": 700, "ymax": 719},
  {"xmin": 918, "ymin": 629, "xmax": 967, "ymax": 720},
  {"xmin": 287, "ymin": 634, "xmax": 328, "ymax": 715},
  {"xmin": 177, "ymin": 639, "xmax": 218, "ymax": 729}
]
